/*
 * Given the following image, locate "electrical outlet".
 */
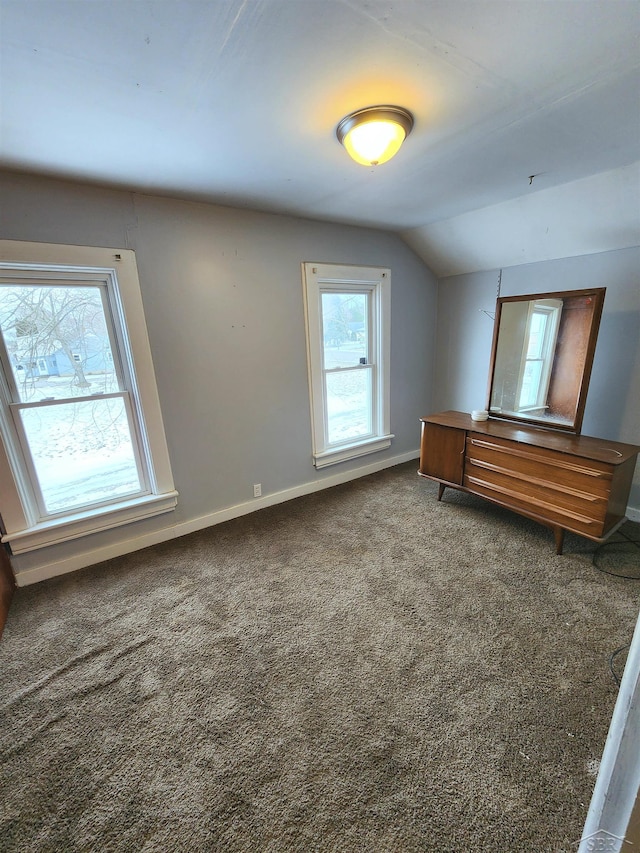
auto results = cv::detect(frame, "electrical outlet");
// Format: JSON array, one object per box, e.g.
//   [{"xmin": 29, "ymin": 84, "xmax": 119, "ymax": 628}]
[{"xmin": 253, "ymin": 483, "xmax": 262, "ymax": 498}]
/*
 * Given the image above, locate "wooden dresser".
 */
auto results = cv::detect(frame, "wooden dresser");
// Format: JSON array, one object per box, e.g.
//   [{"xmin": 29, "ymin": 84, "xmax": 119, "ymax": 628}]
[{"xmin": 419, "ymin": 411, "xmax": 639, "ymax": 554}]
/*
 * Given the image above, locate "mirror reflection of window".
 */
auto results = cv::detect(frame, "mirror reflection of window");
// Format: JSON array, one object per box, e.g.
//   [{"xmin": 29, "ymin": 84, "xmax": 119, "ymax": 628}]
[
  {"xmin": 517, "ymin": 299, "xmax": 562, "ymax": 411},
  {"xmin": 487, "ymin": 288, "xmax": 605, "ymax": 434}
]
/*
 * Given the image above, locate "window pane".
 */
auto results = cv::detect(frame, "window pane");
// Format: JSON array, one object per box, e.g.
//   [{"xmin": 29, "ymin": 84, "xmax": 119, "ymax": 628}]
[
  {"xmin": 526, "ymin": 311, "xmax": 547, "ymax": 359},
  {"xmin": 322, "ymin": 292, "xmax": 368, "ymax": 368},
  {"xmin": 519, "ymin": 360, "xmax": 543, "ymax": 408},
  {"xmin": 325, "ymin": 368, "xmax": 372, "ymax": 444},
  {"xmin": 19, "ymin": 397, "xmax": 142, "ymax": 514},
  {"xmin": 0, "ymin": 284, "xmax": 119, "ymax": 402}
]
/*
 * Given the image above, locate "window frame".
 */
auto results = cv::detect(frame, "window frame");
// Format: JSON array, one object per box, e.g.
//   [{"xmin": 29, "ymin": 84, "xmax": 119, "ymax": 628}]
[
  {"xmin": 302, "ymin": 262, "xmax": 392, "ymax": 469},
  {"xmin": 0, "ymin": 241, "xmax": 177, "ymax": 554}
]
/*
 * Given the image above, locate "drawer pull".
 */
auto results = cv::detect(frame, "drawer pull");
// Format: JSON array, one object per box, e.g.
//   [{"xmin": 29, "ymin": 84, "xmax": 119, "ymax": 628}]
[
  {"xmin": 466, "ymin": 457, "xmax": 603, "ymax": 502},
  {"xmin": 466, "ymin": 475, "xmax": 598, "ymax": 526},
  {"xmin": 468, "ymin": 438, "xmax": 611, "ymax": 478}
]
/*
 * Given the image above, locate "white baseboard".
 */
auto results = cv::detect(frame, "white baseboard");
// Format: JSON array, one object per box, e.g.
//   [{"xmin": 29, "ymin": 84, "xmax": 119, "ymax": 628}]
[
  {"xmin": 627, "ymin": 506, "xmax": 640, "ymax": 523},
  {"xmin": 15, "ymin": 449, "xmax": 421, "ymax": 586}
]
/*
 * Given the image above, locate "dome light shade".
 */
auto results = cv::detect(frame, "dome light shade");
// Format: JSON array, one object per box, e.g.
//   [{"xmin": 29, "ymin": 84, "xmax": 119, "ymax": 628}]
[{"xmin": 337, "ymin": 106, "xmax": 414, "ymax": 166}]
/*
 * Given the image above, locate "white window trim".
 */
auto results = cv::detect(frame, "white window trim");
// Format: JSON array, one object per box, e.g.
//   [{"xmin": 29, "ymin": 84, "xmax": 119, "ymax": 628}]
[
  {"xmin": 0, "ymin": 240, "xmax": 177, "ymax": 554},
  {"xmin": 302, "ymin": 262, "xmax": 392, "ymax": 469},
  {"xmin": 3, "ymin": 492, "xmax": 178, "ymax": 555}
]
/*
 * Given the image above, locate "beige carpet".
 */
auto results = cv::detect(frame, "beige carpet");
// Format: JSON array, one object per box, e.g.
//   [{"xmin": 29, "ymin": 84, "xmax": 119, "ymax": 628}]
[{"xmin": 1, "ymin": 461, "xmax": 638, "ymax": 852}]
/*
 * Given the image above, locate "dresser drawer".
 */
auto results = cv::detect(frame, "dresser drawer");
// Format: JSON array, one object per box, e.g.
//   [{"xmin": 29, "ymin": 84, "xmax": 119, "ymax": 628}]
[
  {"xmin": 466, "ymin": 433, "xmax": 613, "ymax": 494},
  {"xmin": 464, "ymin": 433, "xmax": 613, "ymax": 537}
]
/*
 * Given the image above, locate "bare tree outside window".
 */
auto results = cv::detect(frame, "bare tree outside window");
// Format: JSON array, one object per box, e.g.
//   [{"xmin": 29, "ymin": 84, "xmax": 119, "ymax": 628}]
[
  {"xmin": 1, "ymin": 285, "xmax": 117, "ymax": 399},
  {"xmin": 0, "ymin": 283, "xmax": 144, "ymax": 515}
]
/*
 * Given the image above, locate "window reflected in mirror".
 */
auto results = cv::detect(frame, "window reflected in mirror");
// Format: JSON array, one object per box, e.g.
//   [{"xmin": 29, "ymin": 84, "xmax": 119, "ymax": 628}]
[{"xmin": 487, "ymin": 288, "xmax": 605, "ymax": 434}]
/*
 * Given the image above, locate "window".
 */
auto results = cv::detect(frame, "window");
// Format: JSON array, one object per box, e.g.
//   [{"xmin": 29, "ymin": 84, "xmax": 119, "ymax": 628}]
[
  {"xmin": 302, "ymin": 263, "xmax": 392, "ymax": 468},
  {"xmin": 0, "ymin": 241, "xmax": 177, "ymax": 554},
  {"xmin": 517, "ymin": 298, "xmax": 562, "ymax": 411}
]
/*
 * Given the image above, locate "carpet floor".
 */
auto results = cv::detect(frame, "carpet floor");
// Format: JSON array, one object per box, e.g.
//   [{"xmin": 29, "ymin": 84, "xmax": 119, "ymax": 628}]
[{"xmin": 1, "ymin": 461, "xmax": 639, "ymax": 852}]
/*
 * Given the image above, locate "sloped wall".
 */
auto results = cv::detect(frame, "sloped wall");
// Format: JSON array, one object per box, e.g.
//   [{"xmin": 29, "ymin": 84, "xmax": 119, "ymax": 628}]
[{"xmin": 402, "ymin": 163, "xmax": 640, "ymax": 278}]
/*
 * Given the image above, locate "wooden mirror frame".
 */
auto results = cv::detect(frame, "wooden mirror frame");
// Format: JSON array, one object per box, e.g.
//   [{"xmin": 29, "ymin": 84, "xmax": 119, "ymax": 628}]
[{"xmin": 485, "ymin": 287, "xmax": 606, "ymax": 435}]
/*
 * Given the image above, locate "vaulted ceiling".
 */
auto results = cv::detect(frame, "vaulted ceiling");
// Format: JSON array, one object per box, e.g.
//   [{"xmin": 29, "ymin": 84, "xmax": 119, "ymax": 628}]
[{"xmin": 1, "ymin": 1, "xmax": 639, "ymax": 275}]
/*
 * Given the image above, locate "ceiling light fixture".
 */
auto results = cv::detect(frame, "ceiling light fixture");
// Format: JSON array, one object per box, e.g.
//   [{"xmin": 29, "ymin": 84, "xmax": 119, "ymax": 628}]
[{"xmin": 336, "ymin": 105, "xmax": 414, "ymax": 166}]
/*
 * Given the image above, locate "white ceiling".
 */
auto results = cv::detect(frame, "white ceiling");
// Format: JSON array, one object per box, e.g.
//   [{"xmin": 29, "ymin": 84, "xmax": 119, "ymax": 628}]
[{"xmin": 1, "ymin": 0, "xmax": 639, "ymax": 268}]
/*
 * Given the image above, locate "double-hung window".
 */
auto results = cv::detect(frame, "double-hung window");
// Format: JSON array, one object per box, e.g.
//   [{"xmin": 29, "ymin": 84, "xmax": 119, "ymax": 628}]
[
  {"xmin": 517, "ymin": 298, "xmax": 562, "ymax": 411},
  {"xmin": 0, "ymin": 241, "xmax": 177, "ymax": 554},
  {"xmin": 302, "ymin": 263, "xmax": 392, "ymax": 468}
]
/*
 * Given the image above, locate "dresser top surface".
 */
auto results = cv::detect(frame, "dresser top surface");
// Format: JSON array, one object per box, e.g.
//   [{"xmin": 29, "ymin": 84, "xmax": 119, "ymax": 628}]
[{"xmin": 421, "ymin": 411, "xmax": 640, "ymax": 464}]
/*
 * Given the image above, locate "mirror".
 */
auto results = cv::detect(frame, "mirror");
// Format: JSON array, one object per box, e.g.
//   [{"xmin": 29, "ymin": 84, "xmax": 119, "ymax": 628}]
[{"xmin": 486, "ymin": 288, "xmax": 605, "ymax": 434}]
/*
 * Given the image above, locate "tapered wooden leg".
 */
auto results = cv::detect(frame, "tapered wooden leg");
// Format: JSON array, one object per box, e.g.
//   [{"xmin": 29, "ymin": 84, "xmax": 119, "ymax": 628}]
[
  {"xmin": 554, "ymin": 527, "xmax": 565, "ymax": 555},
  {"xmin": 437, "ymin": 483, "xmax": 446, "ymax": 501}
]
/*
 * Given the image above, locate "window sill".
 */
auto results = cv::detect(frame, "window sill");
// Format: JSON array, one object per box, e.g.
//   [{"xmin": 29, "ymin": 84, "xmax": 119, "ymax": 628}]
[
  {"xmin": 1, "ymin": 491, "xmax": 179, "ymax": 554},
  {"xmin": 314, "ymin": 434, "xmax": 393, "ymax": 469}
]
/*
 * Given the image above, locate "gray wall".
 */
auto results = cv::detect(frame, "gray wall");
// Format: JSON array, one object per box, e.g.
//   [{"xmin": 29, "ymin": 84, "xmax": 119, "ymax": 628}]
[
  {"xmin": 434, "ymin": 247, "xmax": 640, "ymax": 508},
  {"xmin": 0, "ymin": 172, "xmax": 437, "ymax": 579}
]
